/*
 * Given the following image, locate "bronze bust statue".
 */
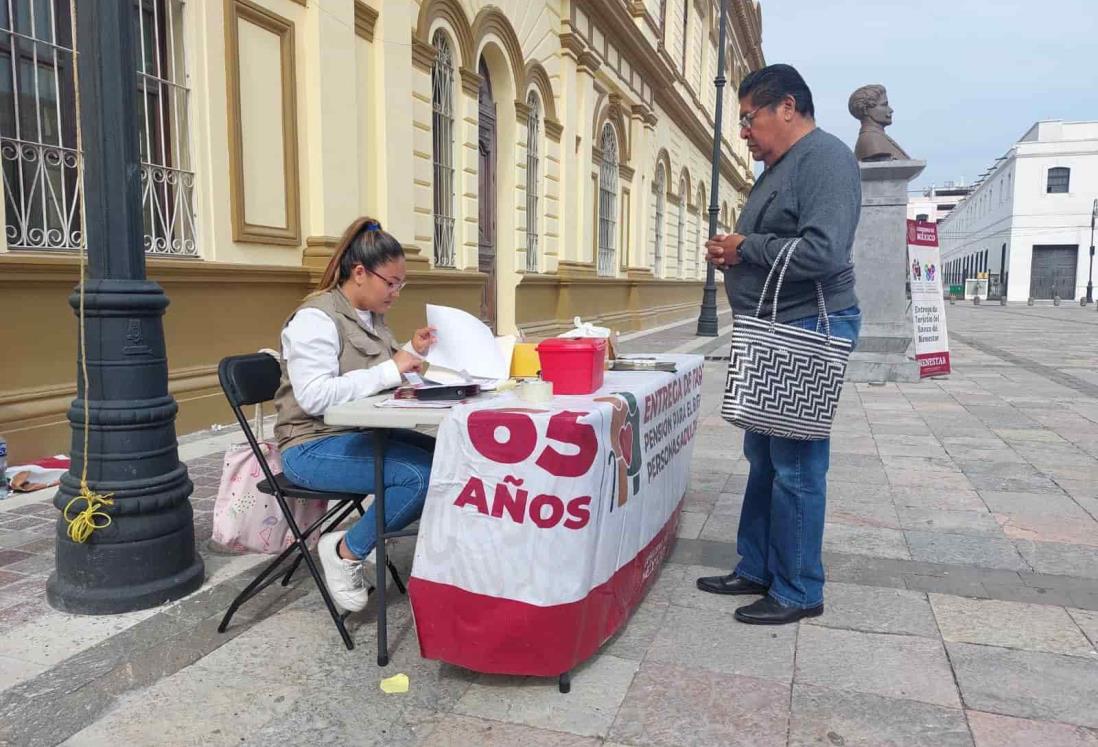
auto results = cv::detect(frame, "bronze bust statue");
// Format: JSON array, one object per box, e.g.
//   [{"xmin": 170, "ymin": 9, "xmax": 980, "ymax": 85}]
[{"xmin": 849, "ymin": 84, "xmax": 909, "ymax": 162}]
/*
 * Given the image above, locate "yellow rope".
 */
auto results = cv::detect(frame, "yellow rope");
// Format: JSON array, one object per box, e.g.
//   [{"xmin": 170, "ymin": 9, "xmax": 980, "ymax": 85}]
[{"xmin": 63, "ymin": 0, "xmax": 114, "ymax": 543}]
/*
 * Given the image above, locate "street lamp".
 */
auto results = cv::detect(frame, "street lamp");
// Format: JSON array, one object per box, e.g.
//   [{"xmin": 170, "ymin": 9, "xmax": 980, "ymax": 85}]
[
  {"xmin": 1087, "ymin": 198, "xmax": 1096, "ymax": 305},
  {"xmin": 47, "ymin": 0, "xmax": 203, "ymax": 613},
  {"xmin": 696, "ymin": 0, "xmax": 729, "ymax": 337}
]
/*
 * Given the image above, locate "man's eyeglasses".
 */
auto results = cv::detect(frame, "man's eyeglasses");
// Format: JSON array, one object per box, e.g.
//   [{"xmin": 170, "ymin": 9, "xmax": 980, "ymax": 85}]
[
  {"xmin": 738, "ymin": 105, "xmax": 764, "ymax": 130},
  {"xmin": 366, "ymin": 267, "xmax": 407, "ymax": 292}
]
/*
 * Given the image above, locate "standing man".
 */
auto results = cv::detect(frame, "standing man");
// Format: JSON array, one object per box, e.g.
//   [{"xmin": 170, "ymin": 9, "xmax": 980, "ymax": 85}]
[{"xmin": 698, "ymin": 64, "xmax": 862, "ymax": 625}]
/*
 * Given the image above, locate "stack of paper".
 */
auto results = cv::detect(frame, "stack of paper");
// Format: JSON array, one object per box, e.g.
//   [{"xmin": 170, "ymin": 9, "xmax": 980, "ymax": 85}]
[{"xmin": 423, "ymin": 305, "xmax": 514, "ymax": 389}]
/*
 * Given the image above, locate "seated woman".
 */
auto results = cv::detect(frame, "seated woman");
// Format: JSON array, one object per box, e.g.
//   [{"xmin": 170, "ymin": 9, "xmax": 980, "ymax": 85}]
[{"xmin": 273, "ymin": 216, "xmax": 436, "ymax": 612}]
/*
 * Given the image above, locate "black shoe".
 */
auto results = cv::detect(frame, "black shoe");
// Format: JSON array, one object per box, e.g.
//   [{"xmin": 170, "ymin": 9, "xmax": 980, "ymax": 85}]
[
  {"xmin": 696, "ymin": 573, "xmax": 769, "ymax": 596},
  {"xmin": 734, "ymin": 596, "xmax": 823, "ymax": 625}
]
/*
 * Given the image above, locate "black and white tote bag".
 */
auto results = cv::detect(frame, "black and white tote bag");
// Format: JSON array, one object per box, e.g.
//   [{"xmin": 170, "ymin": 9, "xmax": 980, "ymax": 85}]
[{"xmin": 721, "ymin": 238, "xmax": 854, "ymax": 440}]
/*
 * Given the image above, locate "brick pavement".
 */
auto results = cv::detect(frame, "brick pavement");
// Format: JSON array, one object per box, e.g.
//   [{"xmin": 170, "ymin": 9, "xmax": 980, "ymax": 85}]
[{"xmin": 2, "ymin": 304, "xmax": 1098, "ymax": 746}]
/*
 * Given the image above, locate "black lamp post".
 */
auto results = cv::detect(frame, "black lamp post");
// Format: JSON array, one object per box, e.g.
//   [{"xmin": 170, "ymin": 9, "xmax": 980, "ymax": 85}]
[
  {"xmin": 1087, "ymin": 198, "xmax": 1096, "ymax": 305},
  {"xmin": 47, "ymin": 0, "xmax": 203, "ymax": 614},
  {"xmin": 696, "ymin": 0, "xmax": 730, "ymax": 337}
]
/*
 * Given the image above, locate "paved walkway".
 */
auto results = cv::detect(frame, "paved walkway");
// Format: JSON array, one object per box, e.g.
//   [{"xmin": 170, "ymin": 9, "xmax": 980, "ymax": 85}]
[{"xmin": 2, "ymin": 304, "xmax": 1098, "ymax": 746}]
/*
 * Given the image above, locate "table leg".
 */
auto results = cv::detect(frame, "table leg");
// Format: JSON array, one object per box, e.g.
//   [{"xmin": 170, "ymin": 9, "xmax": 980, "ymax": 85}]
[{"xmin": 374, "ymin": 429, "xmax": 389, "ymax": 667}]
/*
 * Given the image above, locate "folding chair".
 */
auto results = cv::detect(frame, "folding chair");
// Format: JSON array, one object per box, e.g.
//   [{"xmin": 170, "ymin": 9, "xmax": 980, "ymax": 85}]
[{"xmin": 215, "ymin": 353, "xmax": 406, "ymax": 650}]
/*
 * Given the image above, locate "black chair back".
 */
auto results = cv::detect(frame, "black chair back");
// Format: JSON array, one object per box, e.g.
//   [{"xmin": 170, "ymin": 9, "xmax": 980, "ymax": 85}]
[
  {"xmin": 217, "ymin": 353, "xmax": 283, "ymax": 490},
  {"xmin": 218, "ymin": 353, "xmax": 282, "ymax": 407}
]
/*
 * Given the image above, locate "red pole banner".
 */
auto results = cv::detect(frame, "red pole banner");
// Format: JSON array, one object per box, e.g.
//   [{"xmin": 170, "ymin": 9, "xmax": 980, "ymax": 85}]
[{"xmin": 906, "ymin": 220, "xmax": 952, "ymax": 378}]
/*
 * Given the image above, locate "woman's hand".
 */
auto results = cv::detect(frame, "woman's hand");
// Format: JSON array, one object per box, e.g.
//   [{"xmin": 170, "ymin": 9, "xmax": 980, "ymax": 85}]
[
  {"xmin": 392, "ymin": 350, "xmax": 423, "ymax": 374},
  {"xmin": 705, "ymin": 233, "xmax": 746, "ymax": 267},
  {"xmin": 411, "ymin": 326, "xmax": 437, "ymax": 356}
]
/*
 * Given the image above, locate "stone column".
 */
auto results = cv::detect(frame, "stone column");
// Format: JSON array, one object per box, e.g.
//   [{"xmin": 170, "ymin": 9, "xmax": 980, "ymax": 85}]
[{"xmin": 847, "ymin": 160, "xmax": 925, "ymax": 383}]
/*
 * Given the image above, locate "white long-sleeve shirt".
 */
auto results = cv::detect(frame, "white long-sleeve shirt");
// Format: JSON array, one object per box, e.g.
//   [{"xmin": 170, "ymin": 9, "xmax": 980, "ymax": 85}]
[{"xmin": 281, "ymin": 308, "xmax": 412, "ymax": 417}]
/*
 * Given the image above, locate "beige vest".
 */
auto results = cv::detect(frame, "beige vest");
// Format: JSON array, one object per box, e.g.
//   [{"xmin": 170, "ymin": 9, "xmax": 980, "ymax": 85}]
[{"xmin": 274, "ymin": 289, "xmax": 400, "ymax": 451}]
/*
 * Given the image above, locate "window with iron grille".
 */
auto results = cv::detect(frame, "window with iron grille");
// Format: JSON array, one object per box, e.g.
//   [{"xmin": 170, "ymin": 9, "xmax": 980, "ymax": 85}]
[
  {"xmin": 0, "ymin": 0, "xmax": 197, "ymax": 255},
  {"xmin": 135, "ymin": 0, "xmax": 197, "ymax": 256},
  {"xmin": 0, "ymin": 1, "xmax": 78, "ymax": 250},
  {"xmin": 676, "ymin": 177, "xmax": 686, "ymax": 276},
  {"xmin": 1046, "ymin": 167, "xmax": 1069, "ymax": 194},
  {"xmin": 524, "ymin": 91, "xmax": 539, "ymax": 272},
  {"xmin": 652, "ymin": 164, "xmax": 664, "ymax": 276},
  {"xmin": 596, "ymin": 123, "xmax": 617, "ymax": 277},
  {"xmin": 431, "ymin": 30, "xmax": 455, "ymax": 267}
]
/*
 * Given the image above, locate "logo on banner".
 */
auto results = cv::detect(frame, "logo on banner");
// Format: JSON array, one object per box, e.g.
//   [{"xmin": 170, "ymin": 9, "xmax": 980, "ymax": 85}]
[
  {"xmin": 911, "ymin": 260, "xmax": 937, "ymax": 282},
  {"xmin": 594, "ymin": 393, "xmax": 643, "ymax": 510}
]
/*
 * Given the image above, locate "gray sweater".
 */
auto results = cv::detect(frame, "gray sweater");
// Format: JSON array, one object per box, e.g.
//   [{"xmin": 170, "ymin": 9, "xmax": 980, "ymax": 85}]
[{"xmin": 724, "ymin": 127, "xmax": 861, "ymax": 323}]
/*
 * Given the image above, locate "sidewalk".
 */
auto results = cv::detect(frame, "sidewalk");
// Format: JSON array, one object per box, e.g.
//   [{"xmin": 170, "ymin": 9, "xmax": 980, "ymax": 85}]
[{"xmin": 2, "ymin": 303, "xmax": 1098, "ymax": 746}]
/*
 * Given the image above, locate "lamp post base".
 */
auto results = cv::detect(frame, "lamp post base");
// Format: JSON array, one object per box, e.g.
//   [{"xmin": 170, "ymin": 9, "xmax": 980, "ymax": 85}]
[{"xmin": 696, "ymin": 282, "xmax": 720, "ymax": 336}]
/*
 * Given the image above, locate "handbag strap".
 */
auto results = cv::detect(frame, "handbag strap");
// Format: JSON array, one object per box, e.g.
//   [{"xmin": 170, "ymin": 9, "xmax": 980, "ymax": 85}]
[
  {"xmin": 815, "ymin": 282, "xmax": 832, "ymax": 342},
  {"xmin": 753, "ymin": 238, "xmax": 799, "ymax": 318},
  {"xmin": 753, "ymin": 237, "xmax": 834, "ymax": 343},
  {"xmin": 254, "ymin": 404, "xmax": 265, "ymax": 442}
]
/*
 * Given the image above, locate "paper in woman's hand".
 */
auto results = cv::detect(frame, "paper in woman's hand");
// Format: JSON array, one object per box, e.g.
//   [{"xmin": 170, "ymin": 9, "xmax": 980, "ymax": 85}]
[{"xmin": 424, "ymin": 304, "xmax": 512, "ymax": 382}]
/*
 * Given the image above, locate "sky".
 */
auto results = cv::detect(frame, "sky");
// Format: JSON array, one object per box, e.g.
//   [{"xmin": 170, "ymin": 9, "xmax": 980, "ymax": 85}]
[{"xmin": 756, "ymin": 0, "xmax": 1098, "ymax": 191}]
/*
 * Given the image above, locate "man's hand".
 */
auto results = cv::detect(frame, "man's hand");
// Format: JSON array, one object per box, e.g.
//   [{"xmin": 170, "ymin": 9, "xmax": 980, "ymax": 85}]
[
  {"xmin": 410, "ymin": 326, "xmax": 437, "ymax": 356},
  {"xmin": 392, "ymin": 350, "xmax": 423, "ymax": 374},
  {"xmin": 705, "ymin": 233, "xmax": 746, "ymax": 268}
]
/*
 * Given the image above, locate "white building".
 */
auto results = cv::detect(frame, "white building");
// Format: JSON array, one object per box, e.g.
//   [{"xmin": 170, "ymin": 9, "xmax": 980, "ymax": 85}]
[
  {"xmin": 908, "ymin": 182, "xmax": 972, "ymax": 224},
  {"xmin": 939, "ymin": 120, "xmax": 1098, "ymax": 302}
]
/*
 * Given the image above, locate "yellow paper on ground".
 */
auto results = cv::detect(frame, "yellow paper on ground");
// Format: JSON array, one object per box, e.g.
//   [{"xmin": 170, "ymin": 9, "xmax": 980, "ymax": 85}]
[{"xmin": 379, "ymin": 673, "xmax": 409, "ymax": 694}]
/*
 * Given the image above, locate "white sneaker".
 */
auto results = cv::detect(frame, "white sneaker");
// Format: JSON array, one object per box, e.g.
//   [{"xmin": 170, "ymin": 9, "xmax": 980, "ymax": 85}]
[{"xmin": 318, "ymin": 531, "xmax": 372, "ymax": 612}]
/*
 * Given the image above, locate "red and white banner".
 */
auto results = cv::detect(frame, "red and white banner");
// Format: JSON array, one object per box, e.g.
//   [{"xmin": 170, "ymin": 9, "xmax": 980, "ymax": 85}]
[
  {"xmin": 408, "ymin": 355, "xmax": 703, "ymax": 676},
  {"xmin": 906, "ymin": 220, "xmax": 952, "ymax": 378}
]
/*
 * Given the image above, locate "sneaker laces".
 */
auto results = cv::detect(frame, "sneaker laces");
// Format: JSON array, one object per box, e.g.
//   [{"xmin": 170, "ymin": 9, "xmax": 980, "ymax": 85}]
[{"xmin": 348, "ymin": 561, "xmax": 366, "ymax": 590}]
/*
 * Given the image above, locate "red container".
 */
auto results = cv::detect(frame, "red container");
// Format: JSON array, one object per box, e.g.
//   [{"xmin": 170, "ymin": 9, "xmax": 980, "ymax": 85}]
[{"xmin": 536, "ymin": 337, "xmax": 607, "ymax": 395}]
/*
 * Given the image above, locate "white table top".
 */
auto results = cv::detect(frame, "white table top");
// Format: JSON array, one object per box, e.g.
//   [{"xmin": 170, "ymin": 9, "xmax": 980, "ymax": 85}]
[
  {"xmin": 323, "ymin": 393, "xmax": 454, "ymax": 428},
  {"xmin": 323, "ymin": 353, "xmax": 703, "ymax": 429}
]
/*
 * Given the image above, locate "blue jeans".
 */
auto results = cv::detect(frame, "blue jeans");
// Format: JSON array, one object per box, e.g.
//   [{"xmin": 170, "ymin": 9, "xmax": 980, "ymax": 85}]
[
  {"xmin": 281, "ymin": 430, "xmax": 435, "ymax": 559},
  {"xmin": 734, "ymin": 306, "xmax": 861, "ymax": 608}
]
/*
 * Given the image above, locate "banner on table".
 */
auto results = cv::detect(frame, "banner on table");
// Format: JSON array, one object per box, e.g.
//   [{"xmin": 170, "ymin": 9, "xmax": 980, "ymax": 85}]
[
  {"xmin": 906, "ymin": 220, "xmax": 951, "ymax": 378},
  {"xmin": 408, "ymin": 356, "xmax": 704, "ymax": 676}
]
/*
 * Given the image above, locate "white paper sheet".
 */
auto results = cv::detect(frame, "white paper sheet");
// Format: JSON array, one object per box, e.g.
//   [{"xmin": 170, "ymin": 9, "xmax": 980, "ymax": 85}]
[{"xmin": 424, "ymin": 305, "xmax": 512, "ymax": 383}]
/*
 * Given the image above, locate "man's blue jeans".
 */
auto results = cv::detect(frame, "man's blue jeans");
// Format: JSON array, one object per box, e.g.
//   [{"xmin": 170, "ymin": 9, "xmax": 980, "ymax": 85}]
[
  {"xmin": 282, "ymin": 429, "xmax": 434, "ymax": 559},
  {"xmin": 733, "ymin": 306, "xmax": 861, "ymax": 609}
]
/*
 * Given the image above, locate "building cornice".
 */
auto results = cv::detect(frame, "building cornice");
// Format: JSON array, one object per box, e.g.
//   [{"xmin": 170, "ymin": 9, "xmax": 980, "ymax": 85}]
[{"xmin": 576, "ymin": 0, "xmax": 751, "ymax": 191}]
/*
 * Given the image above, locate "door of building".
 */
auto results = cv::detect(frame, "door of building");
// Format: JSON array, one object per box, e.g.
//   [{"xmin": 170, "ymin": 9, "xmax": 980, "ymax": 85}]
[
  {"xmin": 1029, "ymin": 245, "xmax": 1078, "ymax": 300},
  {"xmin": 477, "ymin": 59, "xmax": 497, "ymax": 332}
]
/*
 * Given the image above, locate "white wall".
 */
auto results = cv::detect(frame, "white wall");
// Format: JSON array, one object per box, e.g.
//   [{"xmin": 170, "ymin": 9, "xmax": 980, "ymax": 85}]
[{"xmin": 940, "ymin": 121, "xmax": 1097, "ymax": 301}]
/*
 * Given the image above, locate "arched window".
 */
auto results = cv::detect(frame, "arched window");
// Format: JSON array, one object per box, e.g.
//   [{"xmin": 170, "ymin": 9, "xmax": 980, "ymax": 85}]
[
  {"xmin": 676, "ymin": 177, "xmax": 687, "ymax": 276},
  {"xmin": 1046, "ymin": 167, "xmax": 1070, "ymax": 194},
  {"xmin": 696, "ymin": 184, "xmax": 706, "ymax": 277},
  {"xmin": 525, "ymin": 92, "xmax": 541, "ymax": 272},
  {"xmin": 597, "ymin": 123, "xmax": 618, "ymax": 276},
  {"xmin": 652, "ymin": 164, "xmax": 665, "ymax": 276},
  {"xmin": 431, "ymin": 31, "xmax": 456, "ymax": 266}
]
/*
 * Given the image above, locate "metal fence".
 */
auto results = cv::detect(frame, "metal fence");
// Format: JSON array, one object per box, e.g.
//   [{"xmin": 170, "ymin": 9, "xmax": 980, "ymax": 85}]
[{"xmin": 0, "ymin": 0, "xmax": 198, "ymax": 256}]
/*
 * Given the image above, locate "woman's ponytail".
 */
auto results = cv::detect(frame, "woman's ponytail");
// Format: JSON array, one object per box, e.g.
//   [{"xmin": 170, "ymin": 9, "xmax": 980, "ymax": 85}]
[{"xmin": 312, "ymin": 216, "xmax": 404, "ymax": 296}]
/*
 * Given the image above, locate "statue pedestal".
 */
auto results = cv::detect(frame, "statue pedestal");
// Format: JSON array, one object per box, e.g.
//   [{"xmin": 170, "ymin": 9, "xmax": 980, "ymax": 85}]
[{"xmin": 847, "ymin": 160, "xmax": 925, "ymax": 383}]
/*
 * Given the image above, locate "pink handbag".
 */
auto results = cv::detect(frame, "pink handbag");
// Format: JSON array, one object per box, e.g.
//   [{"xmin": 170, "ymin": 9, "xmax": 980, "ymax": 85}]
[{"xmin": 211, "ymin": 405, "xmax": 328, "ymax": 554}]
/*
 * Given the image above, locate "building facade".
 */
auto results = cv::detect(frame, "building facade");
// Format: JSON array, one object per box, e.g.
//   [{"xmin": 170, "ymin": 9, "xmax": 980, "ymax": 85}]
[
  {"xmin": 907, "ymin": 182, "xmax": 972, "ymax": 224},
  {"xmin": 939, "ymin": 120, "xmax": 1098, "ymax": 302},
  {"xmin": 0, "ymin": 0, "xmax": 763, "ymax": 461}
]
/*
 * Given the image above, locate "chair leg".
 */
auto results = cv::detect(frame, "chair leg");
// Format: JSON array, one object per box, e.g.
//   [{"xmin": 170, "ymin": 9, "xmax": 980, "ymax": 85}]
[
  {"xmin": 296, "ymin": 540, "xmax": 356, "ymax": 651},
  {"xmin": 218, "ymin": 541, "xmax": 301, "ymax": 634},
  {"xmin": 387, "ymin": 558, "xmax": 407, "ymax": 595},
  {"xmin": 281, "ymin": 499, "xmax": 363, "ymax": 587}
]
